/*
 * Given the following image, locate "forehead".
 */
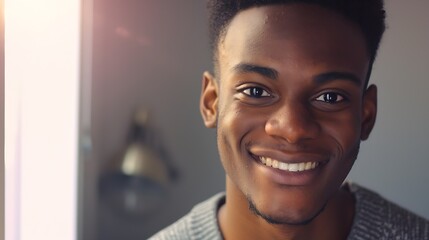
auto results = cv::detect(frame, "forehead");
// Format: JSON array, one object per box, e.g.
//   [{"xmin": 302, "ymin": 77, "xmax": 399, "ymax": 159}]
[{"xmin": 218, "ymin": 4, "xmax": 369, "ymax": 82}]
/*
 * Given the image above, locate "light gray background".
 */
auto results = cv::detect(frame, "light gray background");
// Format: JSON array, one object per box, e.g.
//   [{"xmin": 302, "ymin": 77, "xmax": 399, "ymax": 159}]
[
  {"xmin": 81, "ymin": 0, "xmax": 429, "ymax": 239},
  {"xmin": 348, "ymin": 0, "xmax": 429, "ymax": 221}
]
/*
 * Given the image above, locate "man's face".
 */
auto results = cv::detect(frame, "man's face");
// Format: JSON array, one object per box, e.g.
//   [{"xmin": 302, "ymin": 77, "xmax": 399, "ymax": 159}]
[{"xmin": 201, "ymin": 4, "xmax": 377, "ymax": 224}]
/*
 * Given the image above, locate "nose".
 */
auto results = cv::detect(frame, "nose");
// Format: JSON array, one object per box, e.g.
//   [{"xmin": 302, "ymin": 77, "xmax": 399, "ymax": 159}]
[{"xmin": 265, "ymin": 101, "xmax": 320, "ymax": 144}]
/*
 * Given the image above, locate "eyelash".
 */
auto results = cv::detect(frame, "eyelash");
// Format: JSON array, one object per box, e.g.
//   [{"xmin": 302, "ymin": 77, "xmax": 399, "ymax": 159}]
[
  {"xmin": 314, "ymin": 92, "xmax": 347, "ymax": 103},
  {"xmin": 240, "ymin": 86, "xmax": 271, "ymax": 98}
]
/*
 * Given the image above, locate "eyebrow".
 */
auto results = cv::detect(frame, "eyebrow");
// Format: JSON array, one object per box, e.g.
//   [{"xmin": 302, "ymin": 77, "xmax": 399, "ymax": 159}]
[
  {"xmin": 232, "ymin": 63, "xmax": 279, "ymax": 80},
  {"xmin": 314, "ymin": 72, "xmax": 362, "ymax": 86},
  {"xmin": 232, "ymin": 63, "xmax": 362, "ymax": 86}
]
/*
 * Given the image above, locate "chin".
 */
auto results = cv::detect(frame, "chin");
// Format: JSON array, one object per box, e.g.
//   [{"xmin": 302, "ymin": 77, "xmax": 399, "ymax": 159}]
[{"xmin": 246, "ymin": 194, "xmax": 327, "ymax": 226}]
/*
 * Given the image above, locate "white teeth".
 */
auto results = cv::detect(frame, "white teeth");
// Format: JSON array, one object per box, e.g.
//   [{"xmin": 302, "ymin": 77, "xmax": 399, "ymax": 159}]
[
  {"xmin": 298, "ymin": 163, "xmax": 305, "ymax": 171},
  {"xmin": 288, "ymin": 163, "xmax": 299, "ymax": 172},
  {"xmin": 266, "ymin": 158, "xmax": 272, "ymax": 167},
  {"xmin": 279, "ymin": 162, "xmax": 289, "ymax": 170},
  {"xmin": 259, "ymin": 156, "xmax": 319, "ymax": 172},
  {"xmin": 272, "ymin": 160, "xmax": 279, "ymax": 168}
]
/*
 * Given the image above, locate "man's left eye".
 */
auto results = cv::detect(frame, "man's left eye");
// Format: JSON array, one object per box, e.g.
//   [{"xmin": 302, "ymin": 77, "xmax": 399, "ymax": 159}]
[{"xmin": 315, "ymin": 92, "xmax": 345, "ymax": 103}]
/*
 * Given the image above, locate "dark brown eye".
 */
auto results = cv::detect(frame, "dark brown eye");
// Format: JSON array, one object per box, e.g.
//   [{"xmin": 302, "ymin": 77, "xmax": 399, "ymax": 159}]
[
  {"xmin": 242, "ymin": 87, "xmax": 270, "ymax": 98},
  {"xmin": 315, "ymin": 92, "xmax": 345, "ymax": 103}
]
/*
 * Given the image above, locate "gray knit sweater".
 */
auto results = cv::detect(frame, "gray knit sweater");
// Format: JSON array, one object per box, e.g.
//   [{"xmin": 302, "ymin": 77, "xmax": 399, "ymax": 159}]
[{"xmin": 150, "ymin": 183, "xmax": 429, "ymax": 239}]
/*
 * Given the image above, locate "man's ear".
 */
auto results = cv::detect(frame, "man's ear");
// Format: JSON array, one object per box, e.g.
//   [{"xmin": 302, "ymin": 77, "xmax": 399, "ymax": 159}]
[
  {"xmin": 360, "ymin": 84, "xmax": 377, "ymax": 140},
  {"xmin": 200, "ymin": 71, "xmax": 218, "ymax": 128}
]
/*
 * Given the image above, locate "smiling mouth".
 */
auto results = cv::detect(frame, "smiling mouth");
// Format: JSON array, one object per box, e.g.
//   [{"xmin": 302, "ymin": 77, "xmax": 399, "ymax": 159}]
[{"xmin": 259, "ymin": 156, "xmax": 320, "ymax": 172}]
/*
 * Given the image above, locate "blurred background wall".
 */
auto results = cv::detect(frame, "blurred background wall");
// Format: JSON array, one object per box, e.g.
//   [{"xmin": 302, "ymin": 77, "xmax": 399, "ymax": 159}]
[
  {"xmin": 347, "ymin": 0, "xmax": 429, "ymax": 222},
  {"xmin": 87, "ymin": 1, "xmax": 223, "ymax": 239},
  {"xmin": 81, "ymin": 0, "xmax": 429, "ymax": 239}
]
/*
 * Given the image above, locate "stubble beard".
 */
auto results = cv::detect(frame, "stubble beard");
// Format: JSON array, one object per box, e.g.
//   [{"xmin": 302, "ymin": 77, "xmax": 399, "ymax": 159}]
[{"xmin": 246, "ymin": 195, "xmax": 327, "ymax": 226}]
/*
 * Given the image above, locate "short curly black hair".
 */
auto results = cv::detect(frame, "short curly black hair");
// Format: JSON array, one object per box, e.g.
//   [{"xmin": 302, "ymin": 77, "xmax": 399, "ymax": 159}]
[{"xmin": 207, "ymin": 0, "xmax": 386, "ymax": 83}]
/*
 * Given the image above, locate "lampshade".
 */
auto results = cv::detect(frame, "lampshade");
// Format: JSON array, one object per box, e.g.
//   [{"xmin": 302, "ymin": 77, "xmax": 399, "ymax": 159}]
[
  {"xmin": 119, "ymin": 142, "xmax": 170, "ymax": 185},
  {"xmin": 99, "ymin": 108, "xmax": 176, "ymax": 216}
]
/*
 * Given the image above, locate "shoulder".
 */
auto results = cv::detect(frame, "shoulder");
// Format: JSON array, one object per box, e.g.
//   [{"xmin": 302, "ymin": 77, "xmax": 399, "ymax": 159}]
[
  {"xmin": 149, "ymin": 192, "xmax": 225, "ymax": 240},
  {"xmin": 348, "ymin": 182, "xmax": 429, "ymax": 240}
]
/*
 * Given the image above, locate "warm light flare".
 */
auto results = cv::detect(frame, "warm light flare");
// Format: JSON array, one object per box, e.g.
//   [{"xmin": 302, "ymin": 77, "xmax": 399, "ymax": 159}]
[{"xmin": 5, "ymin": 0, "xmax": 81, "ymax": 240}]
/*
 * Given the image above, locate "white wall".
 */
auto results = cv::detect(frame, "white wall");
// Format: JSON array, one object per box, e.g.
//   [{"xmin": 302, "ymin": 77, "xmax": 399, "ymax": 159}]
[
  {"xmin": 1, "ymin": 0, "xmax": 4, "ymax": 239},
  {"xmin": 5, "ymin": 0, "xmax": 81, "ymax": 239}
]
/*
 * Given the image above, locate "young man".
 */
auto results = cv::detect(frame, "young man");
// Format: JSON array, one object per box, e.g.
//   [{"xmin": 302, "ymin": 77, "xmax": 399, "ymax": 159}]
[{"xmin": 151, "ymin": 0, "xmax": 429, "ymax": 239}]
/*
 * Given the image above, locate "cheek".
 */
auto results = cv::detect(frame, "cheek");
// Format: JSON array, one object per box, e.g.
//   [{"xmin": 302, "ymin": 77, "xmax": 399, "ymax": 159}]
[
  {"xmin": 216, "ymin": 101, "xmax": 264, "ymax": 182},
  {"xmin": 216, "ymin": 89, "xmax": 256, "ymax": 151},
  {"xmin": 216, "ymin": 103, "xmax": 246, "ymax": 174},
  {"xmin": 322, "ymin": 111, "xmax": 362, "ymax": 159},
  {"xmin": 319, "ymin": 113, "xmax": 362, "ymax": 192}
]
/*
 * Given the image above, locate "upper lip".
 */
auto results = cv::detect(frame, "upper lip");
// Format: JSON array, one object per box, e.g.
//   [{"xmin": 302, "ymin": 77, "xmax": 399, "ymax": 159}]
[{"xmin": 248, "ymin": 148, "xmax": 327, "ymax": 164}]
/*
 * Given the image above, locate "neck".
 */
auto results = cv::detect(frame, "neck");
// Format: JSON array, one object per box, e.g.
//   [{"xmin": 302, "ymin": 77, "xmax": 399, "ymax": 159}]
[{"xmin": 218, "ymin": 177, "xmax": 355, "ymax": 240}]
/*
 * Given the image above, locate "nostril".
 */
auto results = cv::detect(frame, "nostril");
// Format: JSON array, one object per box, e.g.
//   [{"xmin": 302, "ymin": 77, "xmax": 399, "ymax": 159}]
[{"xmin": 264, "ymin": 114, "xmax": 320, "ymax": 143}]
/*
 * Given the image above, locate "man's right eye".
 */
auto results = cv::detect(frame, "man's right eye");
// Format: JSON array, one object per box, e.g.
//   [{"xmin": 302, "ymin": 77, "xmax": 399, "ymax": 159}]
[{"xmin": 241, "ymin": 87, "xmax": 271, "ymax": 98}]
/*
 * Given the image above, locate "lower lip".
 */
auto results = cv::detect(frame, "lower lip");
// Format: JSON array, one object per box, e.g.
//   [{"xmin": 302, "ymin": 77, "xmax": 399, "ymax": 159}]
[{"xmin": 254, "ymin": 158, "xmax": 324, "ymax": 186}]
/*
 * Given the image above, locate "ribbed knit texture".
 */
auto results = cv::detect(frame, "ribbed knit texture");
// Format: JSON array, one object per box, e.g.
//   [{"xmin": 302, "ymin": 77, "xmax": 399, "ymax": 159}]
[
  {"xmin": 347, "ymin": 183, "xmax": 429, "ymax": 240},
  {"xmin": 150, "ymin": 183, "xmax": 429, "ymax": 240}
]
